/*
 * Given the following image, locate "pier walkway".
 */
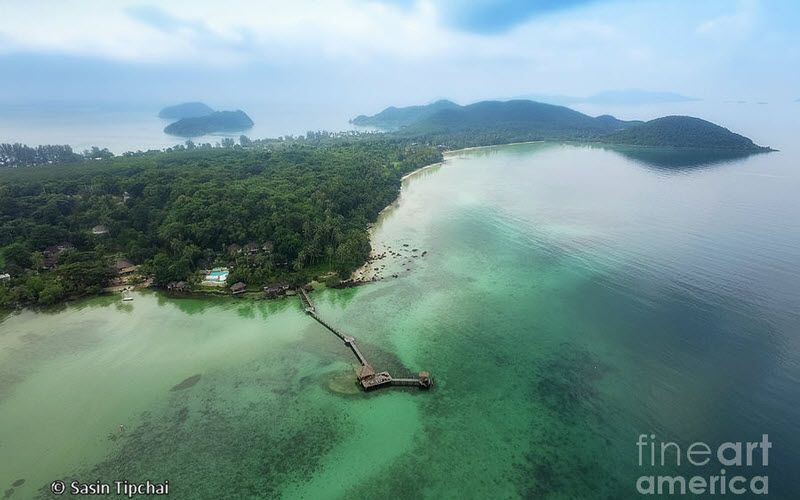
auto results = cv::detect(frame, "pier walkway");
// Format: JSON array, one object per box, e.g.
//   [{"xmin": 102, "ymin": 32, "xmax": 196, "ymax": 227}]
[{"xmin": 298, "ymin": 288, "xmax": 431, "ymax": 391}]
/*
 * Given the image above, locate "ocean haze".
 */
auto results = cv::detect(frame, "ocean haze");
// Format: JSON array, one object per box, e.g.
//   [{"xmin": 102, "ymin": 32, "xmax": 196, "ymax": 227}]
[
  {"xmin": 0, "ymin": 99, "xmax": 790, "ymax": 154},
  {"xmin": 512, "ymin": 89, "xmax": 700, "ymax": 106},
  {"xmin": 1, "ymin": 1, "xmax": 798, "ymax": 108},
  {"xmin": 0, "ymin": 99, "xmax": 361, "ymax": 153}
]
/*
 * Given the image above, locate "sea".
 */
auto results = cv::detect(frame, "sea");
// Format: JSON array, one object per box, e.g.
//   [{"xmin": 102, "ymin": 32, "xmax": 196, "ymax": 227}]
[{"xmin": 0, "ymin": 99, "xmax": 798, "ymax": 498}]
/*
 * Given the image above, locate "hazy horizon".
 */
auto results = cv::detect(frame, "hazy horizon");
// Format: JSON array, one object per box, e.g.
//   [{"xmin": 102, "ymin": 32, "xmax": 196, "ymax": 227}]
[{"xmin": 1, "ymin": 0, "xmax": 798, "ymax": 114}]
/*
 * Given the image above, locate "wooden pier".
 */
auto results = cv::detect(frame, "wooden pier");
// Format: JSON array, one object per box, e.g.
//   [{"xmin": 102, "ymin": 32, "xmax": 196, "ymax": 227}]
[{"xmin": 298, "ymin": 288, "xmax": 432, "ymax": 391}]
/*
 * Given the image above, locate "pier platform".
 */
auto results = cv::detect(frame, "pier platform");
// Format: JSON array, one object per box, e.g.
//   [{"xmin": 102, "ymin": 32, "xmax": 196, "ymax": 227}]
[{"xmin": 298, "ymin": 288, "xmax": 432, "ymax": 391}]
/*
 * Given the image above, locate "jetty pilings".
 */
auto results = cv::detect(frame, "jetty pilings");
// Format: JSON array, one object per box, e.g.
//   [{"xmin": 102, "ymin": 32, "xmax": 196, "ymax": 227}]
[{"xmin": 298, "ymin": 288, "xmax": 432, "ymax": 391}]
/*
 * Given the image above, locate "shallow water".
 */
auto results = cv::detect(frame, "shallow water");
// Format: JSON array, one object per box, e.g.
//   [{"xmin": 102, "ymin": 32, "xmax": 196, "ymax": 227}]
[{"xmin": 1, "ymin": 137, "xmax": 800, "ymax": 498}]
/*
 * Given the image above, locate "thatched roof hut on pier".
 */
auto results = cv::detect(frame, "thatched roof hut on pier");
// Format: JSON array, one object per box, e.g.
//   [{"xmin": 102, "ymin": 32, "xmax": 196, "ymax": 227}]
[{"xmin": 356, "ymin": 364, "xmax": 375, "ymax": 381}]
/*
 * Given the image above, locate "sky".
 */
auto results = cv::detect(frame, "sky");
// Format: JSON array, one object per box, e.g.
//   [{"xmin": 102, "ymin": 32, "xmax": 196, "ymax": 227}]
[{"xmin": 0, "ymin": 0, "xmax": 798, "ymax": 112}]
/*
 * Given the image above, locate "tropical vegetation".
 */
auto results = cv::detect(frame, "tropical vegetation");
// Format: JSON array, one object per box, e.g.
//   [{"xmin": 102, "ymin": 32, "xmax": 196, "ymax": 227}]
[{"xmin": 0, "ymin": 134, "xmax": 440, "ymax": 307}]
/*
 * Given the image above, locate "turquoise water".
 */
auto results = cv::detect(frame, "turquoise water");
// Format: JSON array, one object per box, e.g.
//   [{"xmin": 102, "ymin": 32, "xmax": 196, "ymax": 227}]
[
  {"xmin": 205, "ymin": 271, "xmax": 229, "ymax": 281},
  {"xmin": 2, "ymin": 115, "xmax": 800, "ymax": 497}
]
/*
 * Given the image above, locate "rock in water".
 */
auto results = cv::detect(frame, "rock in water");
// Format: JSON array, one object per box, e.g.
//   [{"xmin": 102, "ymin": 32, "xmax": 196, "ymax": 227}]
[{"xmin": 170, "ymin": 374, "xmax": 202, "ymax": 391}]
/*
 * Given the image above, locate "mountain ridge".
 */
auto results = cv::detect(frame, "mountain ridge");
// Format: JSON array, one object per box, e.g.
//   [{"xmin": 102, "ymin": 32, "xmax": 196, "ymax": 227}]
[{"xmin": 352, "ymin": 99, "xmax": 770, "ymax": 151}]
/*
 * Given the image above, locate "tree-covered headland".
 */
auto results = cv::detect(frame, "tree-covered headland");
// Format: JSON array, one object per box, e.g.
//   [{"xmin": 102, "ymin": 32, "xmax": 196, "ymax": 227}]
[{"xmin": 0, "ymin": 134, "xmax": 440, "ymax": 307}]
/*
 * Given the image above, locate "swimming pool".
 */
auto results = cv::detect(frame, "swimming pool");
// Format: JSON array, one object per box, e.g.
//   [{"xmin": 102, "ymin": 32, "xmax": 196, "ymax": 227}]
[{"xmin": 204, "ymin": 270, "xmax": 229, "ymax": 282}]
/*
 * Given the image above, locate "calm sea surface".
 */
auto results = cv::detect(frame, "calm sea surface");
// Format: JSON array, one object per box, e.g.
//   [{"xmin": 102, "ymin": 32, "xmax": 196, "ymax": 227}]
[
  {"xmin": 0, "ymin": 100, "xmax": 361, "ymax": 153},
  {"xmin": 0, "ymin": 102, "xmax": 799, "ymax": 498}
]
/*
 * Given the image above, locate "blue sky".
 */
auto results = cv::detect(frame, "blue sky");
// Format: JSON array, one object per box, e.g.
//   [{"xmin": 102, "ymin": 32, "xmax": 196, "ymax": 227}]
[{"xmin": 0, "ymin": 0, "xmax": 798, "ymax": 109}]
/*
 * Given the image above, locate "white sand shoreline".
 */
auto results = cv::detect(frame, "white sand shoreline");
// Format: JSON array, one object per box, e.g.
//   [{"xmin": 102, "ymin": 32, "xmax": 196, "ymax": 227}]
[
  {"xmin": 400, "ymin": 140, "xmax": 544, "ymax": 182},
  {"xmin": 350, "ymin": 140, "xmax": 544, "ymax": 283},
  {"xmin": 442, "ymin": 140, "xmax": 544, "ymax": 156}
]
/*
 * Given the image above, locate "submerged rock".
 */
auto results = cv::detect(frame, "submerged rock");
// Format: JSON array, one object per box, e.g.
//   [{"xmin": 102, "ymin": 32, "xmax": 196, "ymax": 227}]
[{"xmin": 170, "ymin": 374, "xmax": 202, "ymax": 391}]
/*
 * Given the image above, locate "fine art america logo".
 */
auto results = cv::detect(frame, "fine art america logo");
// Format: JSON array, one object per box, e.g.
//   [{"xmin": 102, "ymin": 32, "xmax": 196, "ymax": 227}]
[{"xmin": 636, "ymin": 434, "xmax": 771, "ymax": 496}]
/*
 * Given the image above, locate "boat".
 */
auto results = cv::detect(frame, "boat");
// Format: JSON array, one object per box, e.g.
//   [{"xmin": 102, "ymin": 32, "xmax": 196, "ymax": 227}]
[{"xmin": 121, "ymin": 289, "xmax": 134, "ymax": 301}]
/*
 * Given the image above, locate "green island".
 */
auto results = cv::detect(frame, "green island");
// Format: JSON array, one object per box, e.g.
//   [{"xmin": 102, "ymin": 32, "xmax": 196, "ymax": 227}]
[
  {"xmin": 163, "ymin": 110, "xmax": 254, "ymax": 137},
  {"xmin": 354, "ymin": 99, "xmax": 772, "ymax": 151},
  {"xmin": 158, "ymin": 102, "xmax": 215, "ymax": 120},
  {"xmin": 0, "ymin": 99, "xmax": 772, "ymax": 308}
]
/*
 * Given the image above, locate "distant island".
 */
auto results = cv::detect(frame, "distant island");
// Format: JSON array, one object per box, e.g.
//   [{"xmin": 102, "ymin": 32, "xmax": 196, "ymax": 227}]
[
  {"xmin": 514, "ymin": 90, "xmax": 700, "ymax": 106},
  {"xmin": 580, "ymin": 89, "xmax": 700, "ymax": 105},
  {"xmin": 158, "ymin": 102, "xmax": 215, "ymax": 119},
  {"xmin": 352, "ymin": 99, "xmax": 771, "ymax": 151},
  {"xmin": 163, "ymin": 110, "xmax": 254, "ymax": 137}
]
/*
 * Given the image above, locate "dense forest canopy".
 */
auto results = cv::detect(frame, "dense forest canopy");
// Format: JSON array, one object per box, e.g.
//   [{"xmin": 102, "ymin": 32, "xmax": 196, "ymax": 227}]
[
  {"xmin": 0, "ymin": 143, "xmax": 114, "ymax": 167},
  {"xmin": 0, "ymin": 136, "xmax": 441, "ymax": 307}
]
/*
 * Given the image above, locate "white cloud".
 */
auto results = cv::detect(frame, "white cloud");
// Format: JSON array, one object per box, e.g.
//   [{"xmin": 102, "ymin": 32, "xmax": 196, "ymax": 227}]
[
  {"xmin": 696, "ymin": 0, "xmax": 760, "ymax": 40},
  {"xmin": 0, "ymin": 0, "xmax": 449, "ymax": 64},
  {"xmin": 0, "ymin": 0, "xmax": 795, "ymax": 102},
  {"xmin": 0, "ymin": 0, "xmax": 632, "ymax": 67}
]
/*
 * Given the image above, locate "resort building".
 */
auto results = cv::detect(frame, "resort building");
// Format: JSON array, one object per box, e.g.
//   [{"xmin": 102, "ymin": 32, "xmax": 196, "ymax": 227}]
[
  {"xmin": 244, "ymin": 242, "xmax": 260, "ymax": 255},
  {"xmin": 112, "ymin": 258, "xmax": 138, "ymax": 276},
  {"xmin": 167, "ymin": 281, "xmax": 190, "ymax": 292},
  {"xmin": 264, "ymin": 283, "xmax": 290, "ymax": 298},
  {"xmin": 43, "ymin": 243, "xmax": 75, "ymax": 269}
]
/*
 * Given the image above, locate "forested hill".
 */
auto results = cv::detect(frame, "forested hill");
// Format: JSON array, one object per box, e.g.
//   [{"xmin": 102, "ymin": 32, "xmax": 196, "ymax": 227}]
[
  {"xmin": 354, "ymin": 99, "xmax": 637, "ymax": 135},
  {"xmin": 164, "ymin": 110, "xmax": 254, "ymax": 137},
  {"xmin": 409, "ymin": 100, "xmax": 637, "ymax": 134},
  {"xmin": 0, "ymin": 139, "xmax": 441, "ymax": 307},
  {"xmin": 599, "ymin": 116, "xmax": 771, "ymax": 150},
  {"xmin": 351, "ymin": 99, "xmax": 460, "ymax": 129},
  {"xmin": 388, "ymin": 100, "xmax": 640, "ymax": 148},
  {"xmin": 353, "ymin": 99, "xmax": 770, "ymax": 151}
]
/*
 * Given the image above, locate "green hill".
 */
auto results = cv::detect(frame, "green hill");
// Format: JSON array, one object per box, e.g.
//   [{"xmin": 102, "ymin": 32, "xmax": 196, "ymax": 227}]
[
  {"xmin": 158, "ymin": 102, "xmax": 215, "ymax": 119},
  {"xmin": 353, "ymin": 99, "xmax": 637, "ymax": 136},
  {"xmin": 409, "ymin": 100, "xmax": 637, "ymax": 135},
  {"xmin": 164, "ymin": 110, "xmax": 254, "ymax": 137},
  {"xmin": 600, "ymin": 116, "xmax": 770, "ymax": 151},
  {"xmin": 353, "ymin": 99, "xmax": 769, "ymax": 151},
  {"xmin": 351, "ymin": 99, "xmax": 460, "ymax": 129}
]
